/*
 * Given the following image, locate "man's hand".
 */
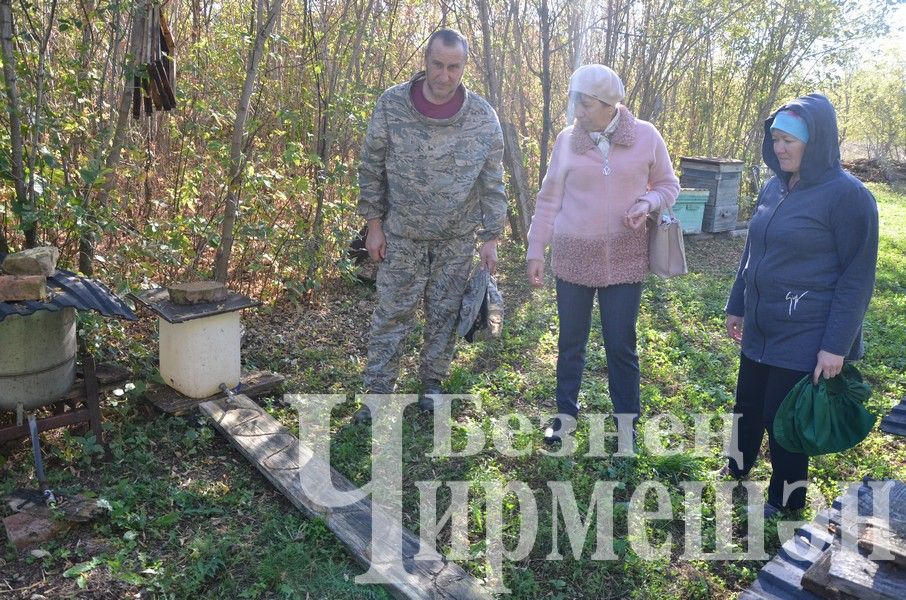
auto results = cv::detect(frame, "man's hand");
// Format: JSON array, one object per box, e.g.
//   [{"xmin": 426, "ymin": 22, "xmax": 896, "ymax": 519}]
[
  {"xmin": 813, "ymin": 350, "xmax": 844, "ymax": 384},
  {"xmin": 366, "ymin": 218, "xmax": 386, "ymax": 262},
  {"xmin": 623, "ymin": 199, "xmax": 652, "ymax": 230},
  {"xmin": 479, "ymin": 239, "xmax": 498, "ymax": 274},
  {"xmin": 527, "ymin": 259, "xmax": 544, "ymax": 288},
  {"xmin": 725, "ymin": 315, "xmax": 743, "ymax": 343}
]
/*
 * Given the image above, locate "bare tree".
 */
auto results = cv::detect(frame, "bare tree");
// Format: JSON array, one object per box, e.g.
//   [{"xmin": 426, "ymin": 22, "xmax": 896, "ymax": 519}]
[
  {"xmin": 1, "ymin": 0, "xmax": 57, "ymax": 249},
  {"xmin": 0, "ymin": 0, "xmax": 24, "ymax": 253},
  {"xmin": 21, "ymin": 0, "xmax": 57, "ymax": 248},
  {"xmin": 79, "ymin": 0, "xmax": 145, "ymax": 275},
  {"xmin": 213, "ymin": 0, "xmax": 284, "ymax": 283},
  {"xmin": 472, "ymin": 0, "xmax": 532, "ymax": 243},
  {"xmin": 537, "ymin": 0, "xmax": 552, "ymax": 185}
]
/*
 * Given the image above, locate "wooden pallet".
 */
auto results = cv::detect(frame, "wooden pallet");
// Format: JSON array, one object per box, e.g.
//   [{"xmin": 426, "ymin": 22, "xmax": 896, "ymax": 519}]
[
  {"xmin": 801, "ymin": 532, "xmax": 906, "ymax": 600},
  {"xmin": 199, "ymin": 394, "xmax": 491, "ymax": 600},
  {"xmin": 741, "ymin": 481, "xmax": 906, "ymax": 599},
  {"xmin": 145, "ymin": 370, "xmax": 284, "ymax": 415}
]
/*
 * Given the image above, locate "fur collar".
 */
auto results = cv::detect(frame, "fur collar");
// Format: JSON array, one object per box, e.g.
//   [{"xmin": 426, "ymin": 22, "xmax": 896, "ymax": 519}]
[{"xmin": 570, "ymin": 105, "xmax": 638, "ymax": 155}]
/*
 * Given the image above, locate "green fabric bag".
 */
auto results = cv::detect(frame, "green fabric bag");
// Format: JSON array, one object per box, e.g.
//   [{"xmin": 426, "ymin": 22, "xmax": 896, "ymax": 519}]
[{"xmin": 773, "ymin": 363, "xmax": 875, "ymax": 456}]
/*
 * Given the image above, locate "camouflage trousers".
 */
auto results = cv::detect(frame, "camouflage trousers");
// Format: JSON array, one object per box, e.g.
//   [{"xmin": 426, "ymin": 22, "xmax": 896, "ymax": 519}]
[{"xmin": 364, "ymin": 232, "xmax": 475, "ymax": 393}]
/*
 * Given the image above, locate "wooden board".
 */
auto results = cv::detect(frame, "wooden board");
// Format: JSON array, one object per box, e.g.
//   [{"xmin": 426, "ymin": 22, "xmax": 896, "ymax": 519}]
[
  {"xmin": 859, "ymin": 518, "xmax": 906, "ymax": 568},
  {"xmin": 801, "ymin": 548, "xmax": 859, "ymax": 600},
  {"xmin": 741, "ymin": 575, "xmax": 826, "ymax": 600},
  {"xmin": 832, "ymin": 481, "xmax": 906, "ymax": 540},
  {"xmin": 826, "ymin": 546, "xmax": 906, "ymax": 599},
  {"xmin": 199, "ymin": 395, "xmax": 491, "ymax": 600},
  {"xmin": 146, "ymin": 370, "xmax": 284, "ymax": 415}
]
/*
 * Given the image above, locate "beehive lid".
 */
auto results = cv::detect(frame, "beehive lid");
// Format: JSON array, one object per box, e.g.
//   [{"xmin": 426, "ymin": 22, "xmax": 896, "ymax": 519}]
[
  {"xmin": 680, "ymin": 156, "xmax": 745, "ymax": 172},
  {"xmin": 129, "ymin": 287, "xmax": 259, "ymax": 324}
]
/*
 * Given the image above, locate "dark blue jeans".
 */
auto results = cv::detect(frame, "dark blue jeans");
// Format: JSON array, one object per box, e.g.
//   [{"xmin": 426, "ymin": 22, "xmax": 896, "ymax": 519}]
[
  {"xmin": 555, "ymin": 278, "xmax": 642, "ymax": 420},
  {"xmin": 729, "ymin": 353, "xmax": 810, "ymax": 510}
]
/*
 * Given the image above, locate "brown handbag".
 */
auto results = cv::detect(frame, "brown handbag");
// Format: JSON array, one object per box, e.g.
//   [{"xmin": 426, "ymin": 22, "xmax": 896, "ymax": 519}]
[{"xmin": 648, "ymin": 204, "xmax": 688, "ymax": 278}]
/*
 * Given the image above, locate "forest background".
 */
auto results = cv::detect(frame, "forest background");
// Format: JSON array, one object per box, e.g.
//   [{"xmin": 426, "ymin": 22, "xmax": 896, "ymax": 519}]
[{"xmin": 1, "ymin": 0, "xmax": 905, "ymax": 295}]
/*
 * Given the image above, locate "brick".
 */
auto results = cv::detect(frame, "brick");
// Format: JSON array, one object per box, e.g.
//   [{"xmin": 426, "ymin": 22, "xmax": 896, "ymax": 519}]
[
  {"xmin": 2, "ymin": 512, "xmax": 67, "ymax": 551},
  {"xmin": 1, "ymin": 246, "xmax": 60, "ymax": 276},
  {"xmin": 0, "ymin": 275, "xmax": 47, "ymax": 302},
  {"xmin": 168, "ymin": 281, "xmax": 228, "ymax": 305}
]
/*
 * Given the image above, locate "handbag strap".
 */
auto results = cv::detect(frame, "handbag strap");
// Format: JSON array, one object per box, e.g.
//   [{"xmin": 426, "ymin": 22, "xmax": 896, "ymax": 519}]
[{"xmin": 651, "ymin": 201, "xmax": 677, "ymax": 223}]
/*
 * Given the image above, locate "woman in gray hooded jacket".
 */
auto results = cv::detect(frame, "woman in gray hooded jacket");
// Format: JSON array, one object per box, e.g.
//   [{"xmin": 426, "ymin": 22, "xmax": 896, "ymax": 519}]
[{"xmin": 723, "ymin": 93, "xmax": 878, "ymax": 515}]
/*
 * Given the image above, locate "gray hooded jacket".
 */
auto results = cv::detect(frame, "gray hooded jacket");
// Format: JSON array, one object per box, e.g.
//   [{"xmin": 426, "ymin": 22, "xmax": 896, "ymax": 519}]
[{"xmin": 725, "ymin": 93, "xmax": 879, "ymax": 372}]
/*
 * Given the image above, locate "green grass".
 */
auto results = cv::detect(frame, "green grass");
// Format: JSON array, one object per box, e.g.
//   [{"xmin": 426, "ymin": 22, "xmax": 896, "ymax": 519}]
[{"xmin": 2, "ymin": 183, "xmax": 904, "ymax": 599}]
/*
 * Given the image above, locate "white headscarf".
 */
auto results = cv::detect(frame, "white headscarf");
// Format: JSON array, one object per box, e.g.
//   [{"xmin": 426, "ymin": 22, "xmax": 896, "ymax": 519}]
[{"xmin": 565, "ymin": 64, "xmax": 625, "ymax": 125}]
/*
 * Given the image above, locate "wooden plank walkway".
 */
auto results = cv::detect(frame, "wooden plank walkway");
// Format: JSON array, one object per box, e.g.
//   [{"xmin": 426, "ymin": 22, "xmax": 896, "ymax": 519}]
[
  {"xmin": 199, "ymin": 394, "xmax": 491, "ymax": 600},
  {"xmin": 741, "ymin": 481, "xmax": 906, "ymax": 600}
]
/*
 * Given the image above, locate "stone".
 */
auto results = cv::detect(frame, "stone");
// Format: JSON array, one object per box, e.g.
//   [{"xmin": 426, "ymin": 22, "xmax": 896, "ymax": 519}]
[
  {"xmin": 56, "ymin": 495, "xmax": 108, "ymax": 523},
  {"xmin": 2, "ymin": 512, "xmax": 67, "ymax": 551},
  {"xmin": 1, "ymin": 246, "xmax": 59, "ymax": 276},
  {"xmin": 0, "ymin": 275, "xmax": 47, "ymax": 302},
  {"xmin": 167, "ymin": 281, "xmax": 228, "ymax": 305}
]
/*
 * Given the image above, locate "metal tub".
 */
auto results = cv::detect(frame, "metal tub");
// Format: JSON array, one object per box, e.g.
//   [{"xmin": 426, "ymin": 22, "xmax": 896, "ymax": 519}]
[{"xmin": 0, "ymin": 308, "xmax": 76, "ymax": 410}]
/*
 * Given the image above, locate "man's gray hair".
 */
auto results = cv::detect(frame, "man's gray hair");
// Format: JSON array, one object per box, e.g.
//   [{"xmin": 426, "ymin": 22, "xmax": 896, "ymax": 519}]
[{"xmin": 426, "ymin": 28, "xmax": 468, "ymax": 57}]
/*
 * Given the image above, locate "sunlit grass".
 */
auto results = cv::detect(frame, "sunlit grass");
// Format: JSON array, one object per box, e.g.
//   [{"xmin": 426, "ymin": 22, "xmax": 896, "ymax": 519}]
[{"xmin": 2, "ymin": 184, "xmax": 903, "ymax": 599}]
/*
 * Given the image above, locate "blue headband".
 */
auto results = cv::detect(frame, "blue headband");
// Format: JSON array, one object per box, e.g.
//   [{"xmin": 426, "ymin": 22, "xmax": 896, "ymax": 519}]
[{"xmin": 771, "ymin": 110, "xmax": 809, "ymax": 143}]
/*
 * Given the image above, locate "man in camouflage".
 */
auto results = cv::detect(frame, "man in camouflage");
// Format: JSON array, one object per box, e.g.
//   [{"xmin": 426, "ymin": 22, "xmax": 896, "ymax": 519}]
[{"xmin": 357, "ymin": 28, "xmax": 507, "ymax": 417}]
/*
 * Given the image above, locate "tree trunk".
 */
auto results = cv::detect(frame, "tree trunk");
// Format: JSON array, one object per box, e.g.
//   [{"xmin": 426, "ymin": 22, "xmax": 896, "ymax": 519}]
[
  {"xmin": 477, "ymin": 0, "xmax": 532, "ymax": 243},
  {"xmin": 476, "ymin": 0, "xmax": 499, "ymax": 107},
  {"xmin": 538, "ymin": 0, "xmax": 552, "ymax": 186},
  {"xmin": 502, "ymin": 122, "xmax": 532, "ymax": 244},
  {"xmin": 213, "ymin": 0, "xmax": 284, "ymax": 284},
  {"xmin": 79, "ymin": 0, "xmax": 146, "ymax": 275},
  {"xmin": 0, "ymin": 0, "xmax": 28, "ymax": 251},
  {"xmin": 23, "ymin": 0, "xmax": 58, "ymax": 248},
  {"xmin": 191, "ymin": 0, "xmax": 201, "ymax": 43}
]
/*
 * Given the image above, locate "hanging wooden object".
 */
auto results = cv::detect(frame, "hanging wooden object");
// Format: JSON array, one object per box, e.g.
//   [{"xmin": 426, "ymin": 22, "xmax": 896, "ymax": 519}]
[{"xmin": 131, "ymin": 2, "xmax": 176, "ymax": 118}]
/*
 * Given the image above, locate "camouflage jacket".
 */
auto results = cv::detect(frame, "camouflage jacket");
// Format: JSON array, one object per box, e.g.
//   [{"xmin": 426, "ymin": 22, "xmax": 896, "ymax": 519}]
[{"xmin": 357, "ymin": 72, "xmax": 507, "ymax": 242}]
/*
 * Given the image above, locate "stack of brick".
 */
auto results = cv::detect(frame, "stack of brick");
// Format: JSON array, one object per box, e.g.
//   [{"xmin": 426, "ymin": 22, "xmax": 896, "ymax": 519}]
[{"xmin": 0, "ymin": 247, "xmax": 59, "ymax": 302}]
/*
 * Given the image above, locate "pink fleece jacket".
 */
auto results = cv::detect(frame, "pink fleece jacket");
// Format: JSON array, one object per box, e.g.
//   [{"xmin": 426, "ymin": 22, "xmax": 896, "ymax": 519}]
[{"xmin": 526, "ymin": 106, "xmax": 680, "ymax": 287}]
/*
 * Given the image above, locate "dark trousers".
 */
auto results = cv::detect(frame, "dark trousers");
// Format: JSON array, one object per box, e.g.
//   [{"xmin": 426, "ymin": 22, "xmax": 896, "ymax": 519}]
[
  {"xmin": 730, "ymin": 353, "xmax": 810, "ymax": 510},
  {"xmin": 555, "ymin": 278, "xmax": 642, "ymax": 420}
]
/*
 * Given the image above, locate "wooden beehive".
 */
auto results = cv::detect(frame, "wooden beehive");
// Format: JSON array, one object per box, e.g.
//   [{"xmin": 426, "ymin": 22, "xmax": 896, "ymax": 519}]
[
  {"xmin": 680, "ymin": 157, "xmax": 744, "ymax": 232},
  {"xmin": 703, "ymin": 204, "xmax": 740, "ymax": 234}
]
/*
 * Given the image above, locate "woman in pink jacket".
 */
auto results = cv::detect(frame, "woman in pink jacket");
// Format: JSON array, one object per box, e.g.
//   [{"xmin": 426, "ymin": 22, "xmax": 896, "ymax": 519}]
[{"xmin": 526, "ymin": 64, "xmax": 679, "ymax": 444}]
